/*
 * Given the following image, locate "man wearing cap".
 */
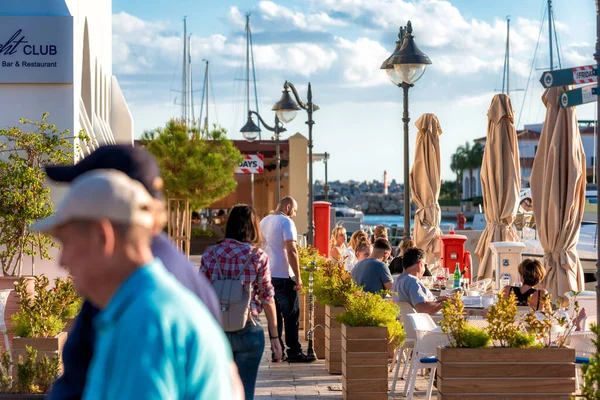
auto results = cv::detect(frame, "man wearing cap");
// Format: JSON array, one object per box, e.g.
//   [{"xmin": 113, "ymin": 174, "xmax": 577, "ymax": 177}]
[
  {"xmin": 32, "ymin": 169, "xmax": 232, "ymax": 398},
  {"xmin": 45, "ymin": 145, "xmax": 227, "ymax": 399}
]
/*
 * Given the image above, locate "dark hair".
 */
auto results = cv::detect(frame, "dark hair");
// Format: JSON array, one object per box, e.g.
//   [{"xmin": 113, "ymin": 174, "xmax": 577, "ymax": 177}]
[
  {"xmin": 192, "ymin": 211, "xmax": 200, "ymax": 220},
  {"xmin": 402, "ymin": 247, "xmax": 426, "ymax": 269},
  {"xmin": 225, "ymin": 204, "xmax": 262, "ymax": 247},
  {"xmin": 373, "ymin": 238, "xmax": 392, "ymax": 252},
  {"xmin": 518, "ymin": 258, "xmax": 545, "ymax": 286}
]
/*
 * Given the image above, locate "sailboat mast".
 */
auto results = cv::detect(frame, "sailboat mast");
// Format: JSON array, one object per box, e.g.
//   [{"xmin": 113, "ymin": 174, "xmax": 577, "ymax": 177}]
[
  {"xmin": 506, "ymin": 17, "xmax": 510, "ymax": 94},
  {"xmin": 189, "ymin": 35, "xmax": 194, "ymax": 125},
  {"xmin": 182, "ymin": 16, "xmax": 188, "ymax": 126},
  {"xmin": 205, "ymin": 60, "xmax": 209, "ymax": 130},
  {"xmin": 245, "ymin": 14, "xmax": 250, "ymax": 121},
  {"xmin": 548, "ymin": 0, "xmax": 553, "ymax": 70}
]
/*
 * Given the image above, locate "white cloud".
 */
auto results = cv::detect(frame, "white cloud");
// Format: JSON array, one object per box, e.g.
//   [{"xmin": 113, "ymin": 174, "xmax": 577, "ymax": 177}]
[{"xmin": 335, "ymin": 37, "xmax": 389, "ymax": 86}]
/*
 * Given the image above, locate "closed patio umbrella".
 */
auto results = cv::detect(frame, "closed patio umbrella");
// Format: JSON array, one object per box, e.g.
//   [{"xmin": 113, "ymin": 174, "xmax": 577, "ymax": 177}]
[
  {"xmin": 530, "ymin": 86, "xmax": 585, "ymax": 303},
  {"xmin": 410, "ymin": 113, "xmax": 442, "ymax": 264},
  {"xmin": 475, "ymin": 94, "xmax": 521, "ymax": 279}
]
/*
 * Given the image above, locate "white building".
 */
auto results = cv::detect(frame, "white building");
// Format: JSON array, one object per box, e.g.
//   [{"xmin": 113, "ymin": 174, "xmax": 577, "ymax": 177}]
[
  {"xmin": 462, "ymin": 122, "xmax": 597, "ymax": 200},
  {"xmin": 0, "ymin": 0, "xmax": 133, "ymax": 279}
]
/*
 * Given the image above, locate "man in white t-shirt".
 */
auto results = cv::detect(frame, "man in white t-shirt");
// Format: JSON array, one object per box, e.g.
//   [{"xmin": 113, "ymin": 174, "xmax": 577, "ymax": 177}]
[{"xmin": 260, "ymin": 197, "xmax": 313, "ymax": 363}]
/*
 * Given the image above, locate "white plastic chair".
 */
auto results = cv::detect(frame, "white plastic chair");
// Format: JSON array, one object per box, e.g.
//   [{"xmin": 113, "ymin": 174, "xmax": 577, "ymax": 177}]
[
  {"xmin": 390, "ymin": 302, "xmax": 417, "ymax": 395},
  {"xmin": 405, "ymin": 313, "xmax": 449, "ymax": 400},
  {"xmin": 0, "ymin": 289, "xmax": 12, "ymax": 359}
]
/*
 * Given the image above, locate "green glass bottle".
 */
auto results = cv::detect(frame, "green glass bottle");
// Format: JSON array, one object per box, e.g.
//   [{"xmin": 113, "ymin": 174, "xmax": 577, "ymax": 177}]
[{"xmin": 453, "ymin": 263, "xmax": 461, "ymax": 289}]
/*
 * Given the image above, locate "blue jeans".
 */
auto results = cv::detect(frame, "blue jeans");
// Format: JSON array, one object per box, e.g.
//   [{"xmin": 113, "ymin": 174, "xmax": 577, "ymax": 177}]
[
  {"xmin": 272, "ymin": 277, "xmax": 302, "ymax": 356},
  {"xmin": 226, "ymin": 319, "xmax": 265, "ymax": 400}
]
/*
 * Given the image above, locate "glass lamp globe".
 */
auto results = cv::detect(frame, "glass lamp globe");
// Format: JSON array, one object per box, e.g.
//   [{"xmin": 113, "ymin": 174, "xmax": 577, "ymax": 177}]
[
  {"xmin": 275, "ymin": 109, "xmax": 298, "ymax": 123},
  {"xmin": 393, "ymin": 63, "xmax": 427, "ymax": 85},
  {"xmin": 385, "ymin": 68, "xmax": 404, "ymax": 86}
]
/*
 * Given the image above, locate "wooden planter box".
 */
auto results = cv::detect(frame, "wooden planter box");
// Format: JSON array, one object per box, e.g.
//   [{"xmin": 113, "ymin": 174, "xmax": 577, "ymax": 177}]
[
  {"xmin": 313, "ymin": 302, "xmax": 326, "ymax": 359},
  {"xmin": 12, "ymin": 332, "xmax": 67, "ymax": 368},
  {"xmin": 436, "ymin": 347, "xmax": 576, "ymax": 399},
  {"xmin": 325, "ymin": 305, "xmax": 344, "ymax": 374},
  {"xmin": 341, "ymin": 324, "xmax": 388, "ymax": 400},
  {"xmin": 0, "ymin": 395, "xmax": 45, "ymax": 399}
]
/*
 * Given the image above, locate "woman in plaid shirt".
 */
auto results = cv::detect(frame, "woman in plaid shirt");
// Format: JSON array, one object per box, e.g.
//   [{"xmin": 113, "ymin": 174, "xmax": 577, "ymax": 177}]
[{"xmin": 201, "ymin": 204, "xmax": 282, "ymax": 400}]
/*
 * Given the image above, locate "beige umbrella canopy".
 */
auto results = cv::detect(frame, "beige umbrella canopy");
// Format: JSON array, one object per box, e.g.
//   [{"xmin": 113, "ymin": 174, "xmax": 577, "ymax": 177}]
[
  {"xmin": 530, "ymin": 86, "xmax": 585, "ymax": 303},
  {"xmin": 410, "ymin": 113, "xmax": 443, "ymax": 264},
  {"xmin": 475, "ymin": 94, "xmax": 521, "ymax": 279}
]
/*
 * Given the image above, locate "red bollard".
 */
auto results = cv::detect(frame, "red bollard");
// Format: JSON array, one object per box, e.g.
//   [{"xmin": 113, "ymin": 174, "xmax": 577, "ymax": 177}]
[
  {"xmin": 456, "ymin": 212, "xmax": 466, "ymax": 230},
  {"xmin": 313, "ymin": 201, "xmax": 331, "ymax": 258}
]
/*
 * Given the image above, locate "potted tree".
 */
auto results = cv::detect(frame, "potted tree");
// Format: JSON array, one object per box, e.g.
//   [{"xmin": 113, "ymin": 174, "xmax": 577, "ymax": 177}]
[
  {"xmin": 141, "ymin": 121, "xmax": 242, "ymax": 257},
  {"xmin": 437, "ymin": 293, "xmax": 577, "ymax": 399},
  {"xmin": 337, "ymin": 292, "xmax": 404, "ymax": 400},
  {"xmin": 313, "ymin": 260, "xmax": 359, "ymax": 374},
  {"xmin": 10, "ymin": 275, "xmax": 69, "ymax": 373},
  {"xmin": 0, "ymin": 114, "xmax": 87, "ymax": 334}
]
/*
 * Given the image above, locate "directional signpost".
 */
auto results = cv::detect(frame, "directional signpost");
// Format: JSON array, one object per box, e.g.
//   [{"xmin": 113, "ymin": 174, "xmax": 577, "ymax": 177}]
[
  {"xmin": 540, "ymin": 64, "xmax": 597, "ymax": 88},
  {"xmin": 560, "ymin": 84, "xmax": 598, "ymax": 108}
]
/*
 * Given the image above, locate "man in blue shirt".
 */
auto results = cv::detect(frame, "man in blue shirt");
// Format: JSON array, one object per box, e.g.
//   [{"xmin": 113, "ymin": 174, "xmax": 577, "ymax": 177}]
[
  {"xmin": 44, "ymin": 146, "xmax": 231, "ymax": 399},
  {"xmin": 32, "ymin": 169, "xmax": 233, "ymax": 399},
  {"xmin": 351, "ymin": 238, "xmax": 394, "ymax": 294}
]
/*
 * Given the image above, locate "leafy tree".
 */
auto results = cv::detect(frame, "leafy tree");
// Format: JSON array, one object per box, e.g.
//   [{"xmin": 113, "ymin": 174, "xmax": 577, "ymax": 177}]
[
  {"xmin": 0, "ymin": 113, "xmax": 87, "ymax": 276},
  {"xmin": 439, "ymin": 180, "xmax": 458, "ymax": 200},
  {"xmin": 456, "ymin": 141, "xmax": 484, "ymax": 198},
  {"xmin": 450, "ymin": 151, "xmax": 467, "ymax": 199},
  {"xmin": 140, "ymin": 120, "xmax": 242, "ymax": 210}
]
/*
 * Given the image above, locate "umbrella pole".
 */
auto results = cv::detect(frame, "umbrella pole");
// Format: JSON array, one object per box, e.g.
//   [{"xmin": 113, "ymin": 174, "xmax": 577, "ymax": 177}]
[{"xmin": 595, "ymin": 0, "xmax": 600, "ymax": 326}]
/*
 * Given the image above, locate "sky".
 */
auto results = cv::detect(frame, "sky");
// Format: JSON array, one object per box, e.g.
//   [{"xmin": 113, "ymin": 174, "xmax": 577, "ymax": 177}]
[{"xmin": 111, "ymin": 0, "xmax": 597, "ymax": 183}]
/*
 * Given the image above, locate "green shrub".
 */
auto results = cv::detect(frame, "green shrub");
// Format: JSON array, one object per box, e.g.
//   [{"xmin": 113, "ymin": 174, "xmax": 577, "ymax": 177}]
[
  {"xmin": 337, "ymin": 291, "xmax": 405, "ymax": 348},
  {"xmin": 579, "ymin": 323, "xmax": 600, "ymax": 399},
  {"xmin": 440, "ymin": 293, "xmax": 489, "ymax": 348},
  {"xmin": 14, "ymin": 346, "xmax": 60, "ymax": 394},
  {"xmin": 486, "ymin": 293, "xmax": 521, "ymax": 348},
  {"xmin": 313, "ymin": 260, "xmax": 360, "ymax": 307}
]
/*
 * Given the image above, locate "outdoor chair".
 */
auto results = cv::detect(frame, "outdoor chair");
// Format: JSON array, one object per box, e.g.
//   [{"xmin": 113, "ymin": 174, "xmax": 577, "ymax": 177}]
[
  {"xmin": 390, "ymin": 302, "xmax": 417, "ymax": 395},
  {"xmin": 405, "ymin": 313, "xmax": 449, "ymax": 400}
]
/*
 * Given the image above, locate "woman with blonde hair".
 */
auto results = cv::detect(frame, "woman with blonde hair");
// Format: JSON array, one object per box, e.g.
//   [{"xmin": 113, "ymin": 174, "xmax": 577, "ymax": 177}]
[
  {"xmin": 341, "ymin": 230, "xmax": 369, "ymax": 272},
  {"xmin": 329, "ymin": 226, "xmax": 347, "ymax": 261},
  {"xmin": 371, "ymin": 225, "xmax": 388, "ymax": 244}
]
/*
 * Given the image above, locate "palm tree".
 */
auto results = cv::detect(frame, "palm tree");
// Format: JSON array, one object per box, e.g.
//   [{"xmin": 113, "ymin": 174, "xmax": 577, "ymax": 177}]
[
  {"xmin": 457, "ymin": 141, "xmax": 485, "ymax": 198},
  {"xmin": 450, "ymin": 151, "xmax": 467, "ymax": 200}
]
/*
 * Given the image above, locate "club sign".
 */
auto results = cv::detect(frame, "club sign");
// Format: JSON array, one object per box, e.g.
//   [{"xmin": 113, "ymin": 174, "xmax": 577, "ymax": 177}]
[
  {"xmin": 0, "ymin": 16, "xmax": 73, "ymax": 83},
  {"xmin": 235, "ymin": 154, "xmax": 264, "ymax": 174}
]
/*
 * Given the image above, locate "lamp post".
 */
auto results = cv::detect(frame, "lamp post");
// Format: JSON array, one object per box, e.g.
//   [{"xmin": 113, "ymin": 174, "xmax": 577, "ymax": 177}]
[
  {"xmin": 240, "ymin": 110, "xmax": 287, "ymax": 203},
  {"xmin": 272, "ymin": 81, "xmax": 320, "ymax": 246},
  {"xmin": 324, "ymin": 152, "xmax": 329, "ymax": 202},
  {"xmin": 381, "ymin": 21, "xmax": 431, "ymax": 241}
]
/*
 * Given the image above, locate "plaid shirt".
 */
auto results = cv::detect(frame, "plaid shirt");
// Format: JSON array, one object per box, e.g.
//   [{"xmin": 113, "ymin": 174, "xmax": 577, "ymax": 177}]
[{"xmin": 200, "ymin": 239, "xmax": 274, "ymax": 316}]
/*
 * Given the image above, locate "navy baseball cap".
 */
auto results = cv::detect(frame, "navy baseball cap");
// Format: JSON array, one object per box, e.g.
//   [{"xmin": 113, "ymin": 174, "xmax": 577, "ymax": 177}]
[{"xmin": 45, "ymin": 145, "xmax": 163, "ymax": 199}]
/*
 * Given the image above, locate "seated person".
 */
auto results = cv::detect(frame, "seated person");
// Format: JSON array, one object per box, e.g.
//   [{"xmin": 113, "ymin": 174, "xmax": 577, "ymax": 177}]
[
  {"xmin": 351, "ymin": 238, "xmax": 393, "ymax": 294},
  {"xmin": 388, "ymin": 239, "xmax": 432, "ymax": 276},
  {"xmin": 502, "ymin": 258, "xmax": 547, "ymax": 311},
  {"xmin": 329, "ymin": 226, "xmax": 347, "ymax": 261},
  {"xmin": 354, "ymin": 239, "xmax": 372, "ymax": 264},
  {"xmin": 393, "ymin": 248, "xmax": 446, "ymax": 315},
  {"xmin": 342, "ymin": 230, "xmax": 369, "ymax": 272}
]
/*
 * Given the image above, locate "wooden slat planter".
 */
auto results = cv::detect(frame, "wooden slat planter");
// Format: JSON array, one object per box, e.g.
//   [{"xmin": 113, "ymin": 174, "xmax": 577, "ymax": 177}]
[
  {"xmin": 299, "ymin": 293, "xmax": 306, "ymax": 333},
  {"xmin": 436, "ymin": 347, "xmax": 576, "ymax": 399},
  {"xmin": 313, "ymin": 302, "xmax": 325, "ymax": 359},
  {"xmin": 341, "ymin": 324, "xmax": 388, "ymax": 400},
  {"xmin": 325, "ymin": 305, "xmax": 344, "ymax": 374},
  {"xmin": 12, "ymin": 332, "xmax": 67, "ymax": 370}
]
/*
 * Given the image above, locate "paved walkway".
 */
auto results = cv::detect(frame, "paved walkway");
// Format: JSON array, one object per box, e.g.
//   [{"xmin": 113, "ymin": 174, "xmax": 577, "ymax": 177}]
[{"xmin": 255, "ymin": 327, "xmax": 433, "ymax": 400}]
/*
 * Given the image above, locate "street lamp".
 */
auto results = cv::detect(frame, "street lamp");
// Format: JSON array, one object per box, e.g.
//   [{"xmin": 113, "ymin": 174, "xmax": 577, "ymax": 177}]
[
  {"xmin": 272, "ymin": 81, "xmax": 319, "ymax": 246},
  {"xmin": 240, "ymin": 110, "xmax": 287, "ymax": 203},
  {"xmin": 381, "ymin": 21, "xmax": 431, "ymax": 241},
  {"xmin": 323, "ymin": 152, "xmax": 329, "ymax": 202}
]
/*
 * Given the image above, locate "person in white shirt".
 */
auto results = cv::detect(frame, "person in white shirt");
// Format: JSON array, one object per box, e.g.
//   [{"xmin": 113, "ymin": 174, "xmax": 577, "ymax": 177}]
[{"xmin": 260, "ymin": 197, "xmax": 313, "ymax": 363}]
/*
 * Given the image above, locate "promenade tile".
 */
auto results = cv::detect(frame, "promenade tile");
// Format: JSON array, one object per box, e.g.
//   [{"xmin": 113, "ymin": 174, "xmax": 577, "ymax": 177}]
[{"xmin": 255, "ymin": 326, "xmax": 433, "ymax": 399}]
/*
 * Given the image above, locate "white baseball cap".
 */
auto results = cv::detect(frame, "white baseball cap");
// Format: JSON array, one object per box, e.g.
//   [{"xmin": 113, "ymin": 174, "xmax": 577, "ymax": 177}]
[{"xmin": 31, "ymin": 169, "xmax": 155, "ymax": 233}]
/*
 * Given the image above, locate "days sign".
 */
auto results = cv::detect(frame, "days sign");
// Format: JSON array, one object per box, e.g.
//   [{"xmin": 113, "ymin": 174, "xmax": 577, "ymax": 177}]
[
  {"xmin": 560, "ymin": 84, "xmax": 598, "ymax": 108},
  {"xmin": 235, "ymin": 154, "xmax": 264, "ymax": 174},
  {"xmin": 0, "ymin": 16, "xmax": 73, "ymax": 83},
  {"xmin": 540, "ymin": 64, "xmax": 597, "ymax": 88}
]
